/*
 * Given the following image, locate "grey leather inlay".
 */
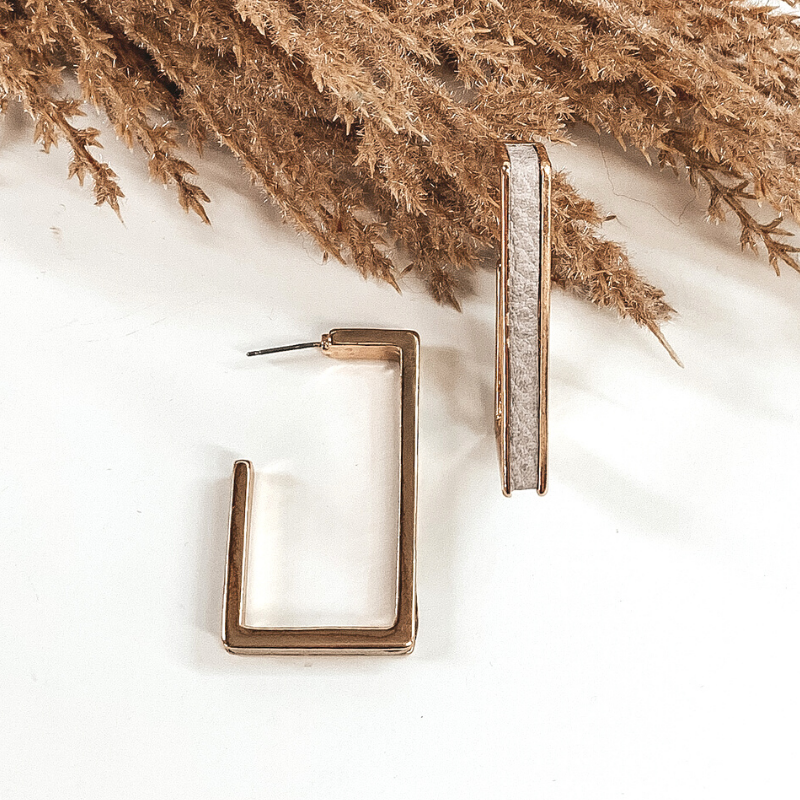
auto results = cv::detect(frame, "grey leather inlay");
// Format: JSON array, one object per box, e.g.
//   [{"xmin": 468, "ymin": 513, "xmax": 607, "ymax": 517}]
[{"xmin": 505, "ymin": 144, "xmax": 541, "ymax": 492}]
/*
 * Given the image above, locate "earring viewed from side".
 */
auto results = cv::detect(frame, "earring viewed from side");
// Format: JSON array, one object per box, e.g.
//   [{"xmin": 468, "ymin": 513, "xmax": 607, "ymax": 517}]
[
  {"xmin": 222, "ymin": 328, "xmax": 420, "ymax": 655},
  {"xmin": 496, "ymin": 142, "xmax": 552, "ymax": 497}
]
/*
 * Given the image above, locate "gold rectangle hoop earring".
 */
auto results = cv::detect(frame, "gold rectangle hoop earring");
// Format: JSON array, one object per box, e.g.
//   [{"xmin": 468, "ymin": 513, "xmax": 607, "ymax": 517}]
[
  {"xmin": 496, "ymin": 142, "xmax": 552, "ymax": 497},
  {"xmin": 222, "ymin": 328, "xmax": 420, "ymax": 655}
]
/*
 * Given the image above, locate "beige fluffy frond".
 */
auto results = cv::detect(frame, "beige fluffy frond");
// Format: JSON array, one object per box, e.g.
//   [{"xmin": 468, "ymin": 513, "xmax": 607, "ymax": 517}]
[{"xmin": 2, "ymin": 0, "xmax": 800, "ymax": 353}]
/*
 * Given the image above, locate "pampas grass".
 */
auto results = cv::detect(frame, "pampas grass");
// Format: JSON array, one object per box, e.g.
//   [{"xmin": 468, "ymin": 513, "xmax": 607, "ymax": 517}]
[{"xmin": 2, "ymin": 0, "xmax": 800, "ymax": 355}]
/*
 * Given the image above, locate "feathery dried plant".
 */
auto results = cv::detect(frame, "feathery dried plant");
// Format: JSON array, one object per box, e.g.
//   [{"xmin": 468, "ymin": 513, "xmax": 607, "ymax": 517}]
[{"xmin": 2, "ymin": 0, "xmax": 800, "ymax": 358}]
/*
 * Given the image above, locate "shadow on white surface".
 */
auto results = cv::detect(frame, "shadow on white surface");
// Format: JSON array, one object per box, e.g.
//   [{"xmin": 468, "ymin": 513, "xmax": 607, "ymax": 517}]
[{"xmin": 191, "ymin": 466, "xmax": 236, "ymax": 667}]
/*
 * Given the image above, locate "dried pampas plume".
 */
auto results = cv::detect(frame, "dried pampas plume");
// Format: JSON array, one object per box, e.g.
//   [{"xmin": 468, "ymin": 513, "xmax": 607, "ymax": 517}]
[{"xmin": 2, "ymin": 0, "xmax": 800, "ymax": 358}]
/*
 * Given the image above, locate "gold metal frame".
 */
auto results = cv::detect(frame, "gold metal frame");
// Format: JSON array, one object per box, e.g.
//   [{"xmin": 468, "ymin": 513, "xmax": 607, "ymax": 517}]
[
  {"xmin": 222, "ymin": 328, "xmax": 419, "ymax": 655},
  {"xmin": 496, "ymin": 142, "xmax": 552, "ymax": 497}
]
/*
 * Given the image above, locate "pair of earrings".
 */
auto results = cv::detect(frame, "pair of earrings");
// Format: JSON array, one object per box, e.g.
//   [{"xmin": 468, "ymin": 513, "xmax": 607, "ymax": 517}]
[{"xmin": 222, "ymin": 143, "xmax": 552, "ymax": 656}]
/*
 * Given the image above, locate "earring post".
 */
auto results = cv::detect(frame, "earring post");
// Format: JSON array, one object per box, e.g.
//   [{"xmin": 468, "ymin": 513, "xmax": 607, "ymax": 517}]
[{"xmin": 246, "ymin": 341, "xmax": 321, "ymax": 357}]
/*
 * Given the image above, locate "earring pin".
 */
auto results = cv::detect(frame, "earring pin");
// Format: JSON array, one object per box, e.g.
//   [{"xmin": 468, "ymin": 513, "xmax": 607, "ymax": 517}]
[{"xmin": 246, "ymin": 341, "xmax": 323, "ymax": 357}]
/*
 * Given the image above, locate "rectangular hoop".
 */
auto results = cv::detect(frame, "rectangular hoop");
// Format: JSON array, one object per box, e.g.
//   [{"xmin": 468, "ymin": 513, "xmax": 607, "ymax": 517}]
[
  {"xmin": 222, "ymin": 328, "xmax": 419, "ymax": 654},
  {"xmin": 496, "ymin": 142, "xmax": 552, "ymax": 496}
]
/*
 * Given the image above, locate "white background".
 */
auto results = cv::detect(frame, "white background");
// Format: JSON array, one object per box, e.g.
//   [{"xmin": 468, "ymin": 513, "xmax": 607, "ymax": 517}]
[{"xmin": 2, "ymin": 96, "xmax": 800, "ymax": 799}]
